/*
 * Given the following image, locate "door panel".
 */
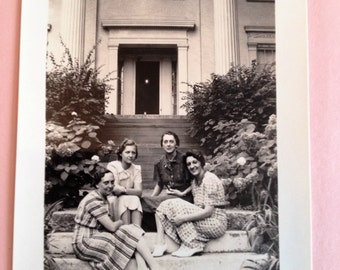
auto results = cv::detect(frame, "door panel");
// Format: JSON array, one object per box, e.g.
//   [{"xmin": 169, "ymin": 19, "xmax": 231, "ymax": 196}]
[{"xmin": 135, "ymin": 61, "xmax": 159, "ymax": 114}]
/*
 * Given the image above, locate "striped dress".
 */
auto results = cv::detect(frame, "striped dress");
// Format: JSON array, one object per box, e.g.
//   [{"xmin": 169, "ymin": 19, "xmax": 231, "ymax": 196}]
[
  {"xmin": 72, "ymin": 190, "xmax": 144, "ymax": 270},
  {"xmin": 156, "ymin": 171, "xmax": 228, "ymax": 250}
]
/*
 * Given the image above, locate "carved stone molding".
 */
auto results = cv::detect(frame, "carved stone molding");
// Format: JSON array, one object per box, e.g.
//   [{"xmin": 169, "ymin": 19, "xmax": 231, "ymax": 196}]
[
  {"xmin": 102, "ymin": 19, "xmax": 195, "ymax": 30},
  {"xmin": 244, "ymin": 25, "xmax": 275, "ymax": 64}
]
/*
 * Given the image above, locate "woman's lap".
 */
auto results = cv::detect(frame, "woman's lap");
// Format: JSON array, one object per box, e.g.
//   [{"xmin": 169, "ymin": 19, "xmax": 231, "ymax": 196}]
[{"xmin": 73, "ymin": 224, "xmax": 144, "ymax": 270}]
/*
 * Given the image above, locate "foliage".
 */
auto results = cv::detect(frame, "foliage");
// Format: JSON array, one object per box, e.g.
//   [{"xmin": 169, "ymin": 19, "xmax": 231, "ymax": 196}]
[
  {"xmin": 182, "ymin": 62, "xmax": 278, "ymax": 268},
  {"xmin": 240, "ymin": 205, "xmax": 279, "ymax": 270},
  {"xmin": 182, "ymin": 62, "xmax": 276, "ymax": 152},
  {"xmin": 240, "ymin": 255, "xmax": 279, "ymax": 270},
  {"xmin": 44, "ymin": 199, "xmax": 64, "ymax": 270},
  {"xmin": 245, "ymin": 205, "xmax": 279, "ymax": 256},
  {"xmin": 205, "ymin": 115, "xmax": 277, "ymax": 209},
  {"xmin": 45, "ymin": 114, "xmax": 115, "ymax": 207},
  {"xmin": 46, "ymin": 39, "xmax": 114, "ymax": 126}
]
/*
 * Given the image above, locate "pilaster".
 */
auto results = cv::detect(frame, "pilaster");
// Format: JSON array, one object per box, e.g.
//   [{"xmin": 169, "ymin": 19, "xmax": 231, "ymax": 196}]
[
  {"xmin": 61, "ymin": 0, "xmax": 86, "ymax": 63},
  {"xmin": 214, "ymin": 0, "xmax": 239, "ymax": 74}
]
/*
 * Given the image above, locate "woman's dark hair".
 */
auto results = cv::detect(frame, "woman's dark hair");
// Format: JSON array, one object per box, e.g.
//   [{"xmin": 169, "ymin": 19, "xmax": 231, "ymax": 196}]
[
  {"xmin": 92, "ymin": 169, "xmax": 111, "ymax": 187},
  {"xmin": 160, "ymin": 131, "xmax": 180, "ymax": 147},
  {"xmin": 183, "ymin": 150, "xmax": 206, "ymax": 168},
  {"xmin": 116, "ymin": 138, "xmax": 138, "ymax": 161}
]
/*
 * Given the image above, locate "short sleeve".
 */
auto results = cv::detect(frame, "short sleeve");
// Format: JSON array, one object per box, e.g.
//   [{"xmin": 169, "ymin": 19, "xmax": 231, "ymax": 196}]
[
  {"xmin": 133, "ymin": 165, "xmax": 142, "ymax": 184},
  {"xmin": 87, "ymin": 199, "xmax": 109, "ymax": 220},
  {"xmin": 107, "ymin": 161, "xmax": 120, "ymax": 184},
  {"xmin": 153, "ymin": 163, "xmax": 163, "ymax": 187},
  {"xmin": 202, "ymin": 179, "xmax": 220, "ymax": 206}
]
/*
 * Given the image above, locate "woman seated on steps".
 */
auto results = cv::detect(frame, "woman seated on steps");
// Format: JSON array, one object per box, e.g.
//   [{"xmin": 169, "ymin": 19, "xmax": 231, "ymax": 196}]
[
  {"xmin": 72, "ymin": 170, "xmax": 160, "ymax": 270},
  {"xmin": 107, "ymin": 139, "xmax": 143, "ymax": 226},
  {"xmin": 152, "ymin": 150, "xmax": 228, "ymax": 258}
]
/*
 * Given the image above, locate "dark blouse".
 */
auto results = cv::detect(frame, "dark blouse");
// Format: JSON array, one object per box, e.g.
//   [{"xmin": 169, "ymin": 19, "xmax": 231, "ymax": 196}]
[{"xmin": 153, "ymin": 150, "xmax": 191, "ymax": 192}]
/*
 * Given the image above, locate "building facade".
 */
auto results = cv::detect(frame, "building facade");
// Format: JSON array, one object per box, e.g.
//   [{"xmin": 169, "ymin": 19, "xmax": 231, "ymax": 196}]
[{"xmin": 47, "ymin": 0, "xmax": 275, "ymax": 116}]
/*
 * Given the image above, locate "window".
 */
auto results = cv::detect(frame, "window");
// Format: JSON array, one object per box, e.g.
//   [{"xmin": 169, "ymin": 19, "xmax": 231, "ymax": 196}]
[
  {"xmin": 244, "ymin": 26, "xmax": 275, "ymax": 66},
  {"xmin": 247, "ymin": 0, "xmax": 274, "ymax": 2},
  {"xmin": 257, "ymin": 44, "xmax": 275, "ymax": 69}
]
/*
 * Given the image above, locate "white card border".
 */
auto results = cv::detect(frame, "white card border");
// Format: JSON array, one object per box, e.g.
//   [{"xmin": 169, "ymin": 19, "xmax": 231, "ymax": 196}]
[{"xmin": 13, "ymin": 0, "xmax": 311, "ymax": 269}]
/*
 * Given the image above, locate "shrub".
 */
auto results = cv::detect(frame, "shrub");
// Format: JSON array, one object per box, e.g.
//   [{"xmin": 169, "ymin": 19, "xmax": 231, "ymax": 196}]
[
  {"xmin": 205, "ymin": 115, "xmax": 277, "ymax": 210},
  {"xmin": 45, "ymin": 114, "xmax": 115, "ymax": 207},
  {"xmin": 182, "ymin": 62, "xmax": 276, "ymax": 152},
  {"xmin": 240, "ymin": 204, "xmax": 279, "ymax": 270},
  {"xmin": 46, "ymin": 40, "xmax": 114, "ymax": 126}
]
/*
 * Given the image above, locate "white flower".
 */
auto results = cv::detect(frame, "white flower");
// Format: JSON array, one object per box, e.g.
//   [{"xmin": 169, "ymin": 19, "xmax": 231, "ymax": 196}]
[
  {"xmin": 236, "ymin": 157, "xmax": 246, "ymax": 166},
  {"xmin": 71, "ymin": 112, "xmax": 78, "ymax": 116},
  {"xmin": 204, "ymin": 162, "xmax": 212, "ymax": 171},
  {"xmin": 91, "ymin": 155, "xmax": 100, "ymax": 163}
]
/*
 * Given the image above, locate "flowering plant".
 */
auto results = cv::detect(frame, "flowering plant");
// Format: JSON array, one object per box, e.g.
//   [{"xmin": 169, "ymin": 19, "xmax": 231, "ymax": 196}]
[
  {"xmin": 45, "ymin": 114, "xmax": 115, "ymax": 207},
  {"xmin": 206, "ymin": 115, "xmax": 277, "ymax": 210}
]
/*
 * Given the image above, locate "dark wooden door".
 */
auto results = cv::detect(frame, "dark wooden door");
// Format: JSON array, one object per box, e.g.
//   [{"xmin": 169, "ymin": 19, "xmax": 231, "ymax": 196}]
[{"xmin": 135, "ymin": 61, "xmax": 159, "ymax": 114}]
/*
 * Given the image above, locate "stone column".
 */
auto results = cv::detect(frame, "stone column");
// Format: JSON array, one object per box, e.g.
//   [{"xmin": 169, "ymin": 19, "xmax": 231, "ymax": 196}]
[
  {"xmin": 177, "ymin": 45, "xmax": 189, "ymax": 115},
  {"xmin": 214, "ymin": 0, "xmax": 239, "ymax": 74},
  {"xmin": 107, "ymin": 45, "xmax": 119, "ymax": 114},
  {"xmin": 61, "ymin": 0, "xmax": 86, "ymax": 63}
]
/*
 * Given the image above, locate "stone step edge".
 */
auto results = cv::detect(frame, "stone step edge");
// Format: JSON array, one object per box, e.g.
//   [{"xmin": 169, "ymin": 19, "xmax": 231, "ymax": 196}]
[
  {"xmin": 47, "ymin": 230, "xmax": 252, "ymax": 255},
  {"xmin": 49, "ymin": 209, "xmax": 254, "ymax": 232},
  {"xmin": 52, "ymin": 253, "xmax": 268, "ymax": 270},
  {"xmin": 51, "ymin": 208, "xmax": 255, "ymax": 216},
  {"xmin": 49, "ymin": 208, "xmax": 254, "ymax": 232}
]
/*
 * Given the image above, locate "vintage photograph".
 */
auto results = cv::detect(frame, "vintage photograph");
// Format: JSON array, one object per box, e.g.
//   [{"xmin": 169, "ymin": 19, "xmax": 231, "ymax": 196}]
[{"xmin": 43, "ymin": 1, "xmax": 277, "ymax": 270}]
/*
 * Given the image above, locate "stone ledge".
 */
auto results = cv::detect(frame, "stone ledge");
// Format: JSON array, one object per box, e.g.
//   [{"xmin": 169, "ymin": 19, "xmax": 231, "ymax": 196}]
[
  {"xmin": 47, "ymin": 231, "xmax": 252, "ymax": 255},
  {"xmin": 53, "ymin": 253, "xmax": 268, "ymax": 270},
  {"xmin": 49, "ymin": 208, "xmax": 254, "ymax": 232}
]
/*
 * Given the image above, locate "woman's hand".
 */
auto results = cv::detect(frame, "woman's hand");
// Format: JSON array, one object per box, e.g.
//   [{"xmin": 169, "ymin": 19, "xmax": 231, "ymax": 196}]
[
  {"xmin": 114, "ymin": 185, "xmax": 126, "ymax": 196},
  {"xmin": 98, "ymin": 216, "xmax": 124, "ymax": 232},
  {"xmin": 166, "ymin": 188, "xmax": 183, "ymax": 196},
  {"xmin": 171, "ymin": 205, "xmax": 214, "ymax": 225},
  {"xmin": 171, "ymin": 216, "xmax": 186, "ymax": 226}
]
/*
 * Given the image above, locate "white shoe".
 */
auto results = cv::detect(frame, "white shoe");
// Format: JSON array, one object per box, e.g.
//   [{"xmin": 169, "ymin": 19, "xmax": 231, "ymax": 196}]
[
  {"xmin": 152, "ymin": 244, "xmax": 167, "ymax": 257},
  {"xmin": 171, "ymin": 245, "xmax": 203, "ymax": 257}
]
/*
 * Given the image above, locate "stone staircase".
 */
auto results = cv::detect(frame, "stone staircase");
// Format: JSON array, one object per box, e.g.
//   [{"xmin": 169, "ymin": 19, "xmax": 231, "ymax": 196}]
[
  {"xmin": 46, "ymin": 208, "xmax": 267, "ymax": 270},
  {"xmin": 98, "ymin": 115, "xmax": 203, "ymax": 189},
  {"xmin": 45, "ymin": 115, "xmax": 267, "ymax": 269}
]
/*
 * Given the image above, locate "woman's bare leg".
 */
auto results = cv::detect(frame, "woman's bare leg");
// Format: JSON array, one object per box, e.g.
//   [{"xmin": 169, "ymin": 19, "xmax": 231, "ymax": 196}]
[
  {"xmin": 155, "ymin": 213, "xmax": 166, "ymax": 244},
  {"xmin": 136, "ymin": 237, "xmax": 160, "ymax": 270},
  {"xmin": 135, "ymin": 251, "xmax": 149, "ymax": 270},
  {"xmin": 131, "ymin": 210, "xmax": 142, "ymax": 226},
  {"xmin": 121, "ymin": 210, "xmax": 131, "ymax": 225}
]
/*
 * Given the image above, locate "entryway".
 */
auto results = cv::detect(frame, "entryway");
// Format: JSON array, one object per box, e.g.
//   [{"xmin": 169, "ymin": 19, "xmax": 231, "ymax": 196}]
[
  {"xmin": 117, "ymin": 47, "xmax": 177, "ymax": 116},
  {"xmin": 135, "ymin": 61, "xmax": 160, "ymax": 114}
]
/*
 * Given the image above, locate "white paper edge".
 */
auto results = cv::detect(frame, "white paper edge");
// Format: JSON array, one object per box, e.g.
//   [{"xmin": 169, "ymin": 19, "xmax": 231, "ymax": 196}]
[{"xmin": 13, "ymin": 0, "xmax": 312, "ymax": 269}]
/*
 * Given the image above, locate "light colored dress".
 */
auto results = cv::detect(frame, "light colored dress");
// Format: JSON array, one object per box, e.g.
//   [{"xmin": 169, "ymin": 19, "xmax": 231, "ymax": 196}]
[
  {"xmin": 107, "ymin": 160, "xmax": 143, "ymax": 219},
  {"xmin": 156, "ymin": 171, "xmax": 228, "ymax": 250},
  {"xmin": 72, "ymin": 190, "xmax": 144, "ymax": 270}
]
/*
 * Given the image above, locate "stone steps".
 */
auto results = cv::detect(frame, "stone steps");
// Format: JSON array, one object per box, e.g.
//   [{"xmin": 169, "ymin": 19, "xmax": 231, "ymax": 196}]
[
  {"xmin": 97, "ymin": 115, "xmax": 203, "ymax": 187},
  {"xmin": 52, "ymin": 253, "xmax": 268, "ymax": 270},
  {"xmin": 47, "ymin": 231, "xmax": 252, "ymax": 255},
  {"xmin": 46, "ymin": 207, "xmax": 266, "ymax": 270},
  {"xmin": 48, "ymin": 208, "xmax": 254, "ymax": 232}
]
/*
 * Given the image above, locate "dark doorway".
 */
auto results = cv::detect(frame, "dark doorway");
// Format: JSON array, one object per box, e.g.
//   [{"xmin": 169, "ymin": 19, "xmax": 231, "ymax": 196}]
[{"xmin": 135, "ymin": 61, "xmax": 159, "ymax": 114}]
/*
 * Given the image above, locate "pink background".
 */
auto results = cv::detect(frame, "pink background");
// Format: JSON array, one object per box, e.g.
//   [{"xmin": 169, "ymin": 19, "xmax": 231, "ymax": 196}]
[
  {"xmin": 0, "ymin": 0, "xmax": 20, "ymax": 269},
  {"xmin": 309, "ymin": 1, "xmax": 340, "ymax": 269},
  {"xmin": 1, "ymin": 0, "xmax": 339, "ymax": 269}
]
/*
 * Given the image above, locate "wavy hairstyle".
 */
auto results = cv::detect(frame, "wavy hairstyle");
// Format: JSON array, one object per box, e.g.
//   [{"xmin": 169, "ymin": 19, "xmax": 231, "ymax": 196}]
[{"xmin": 116, "ymin": 138, "xmax": 139, "ymax": 161}]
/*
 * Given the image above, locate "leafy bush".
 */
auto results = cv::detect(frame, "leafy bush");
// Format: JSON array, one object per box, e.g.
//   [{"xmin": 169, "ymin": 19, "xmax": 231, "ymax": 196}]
[
  {"xmin": 183, "ymin": 62, "xmax": 278, "ymax": 268},
  {"xmin": 205, "ymin": 115, "xmax": 277, "ymax": 209},
  {"xmin": 182, "ymin": 62, "xmax": 276, "ymax": 152},
  {"xmin": 45, "ymin": 114, "xmax": 115, "ymax": 207},
  {"xmin": 240, "ymin": 204, "xmax": 279, "ymax": 270},
  {"xmin": 46, "ymin": 40, "xmax": 114, "ymax": 126}
]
